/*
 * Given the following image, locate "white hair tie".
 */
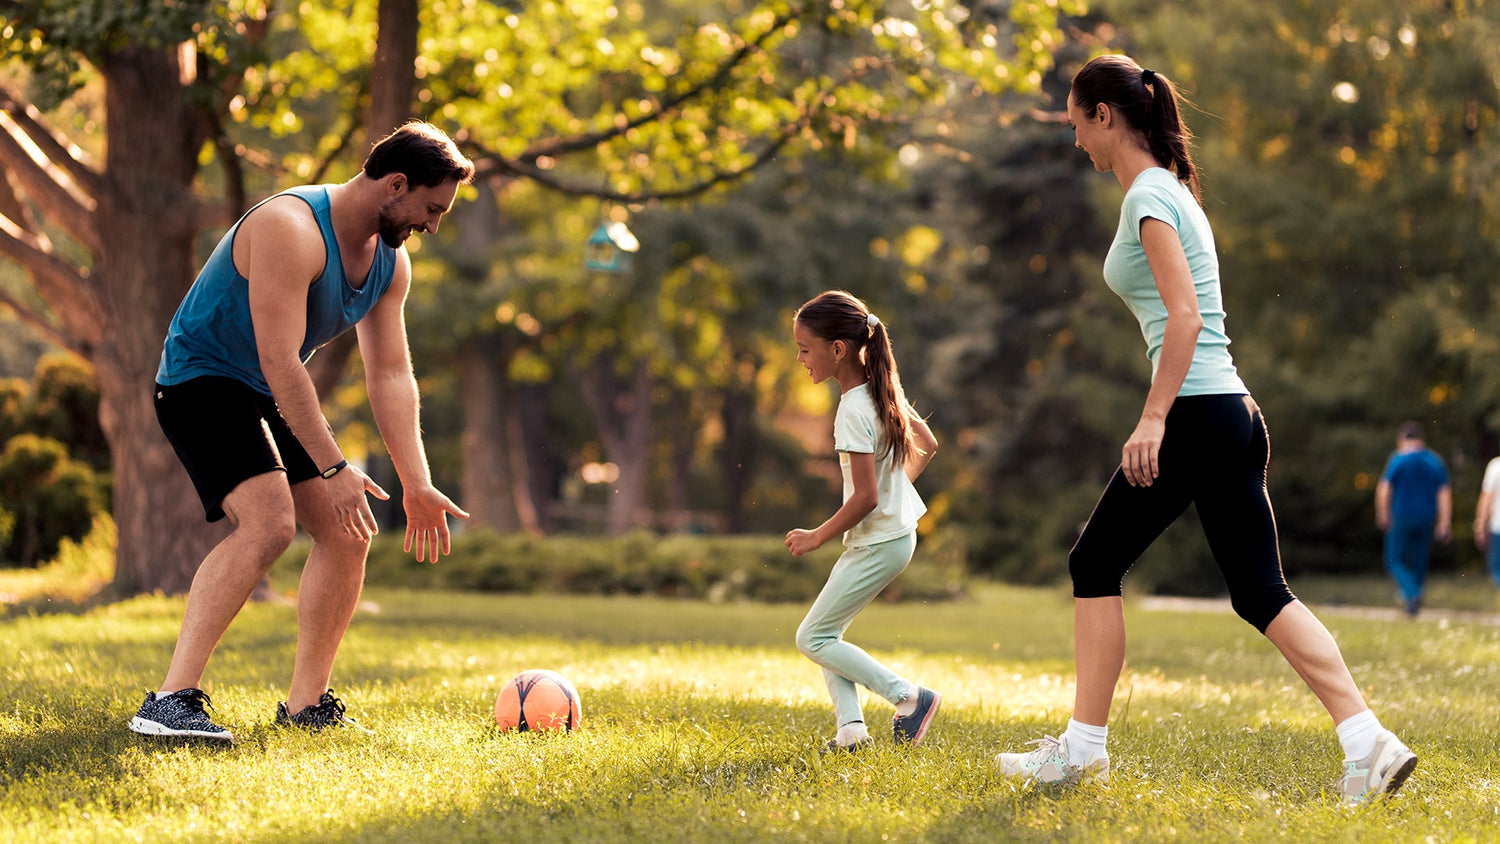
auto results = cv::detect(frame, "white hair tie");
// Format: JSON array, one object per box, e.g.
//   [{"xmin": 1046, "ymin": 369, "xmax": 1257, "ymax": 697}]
[{"xmin": 866, "ymin": 313, "xmax": 880, "ymax": 329}]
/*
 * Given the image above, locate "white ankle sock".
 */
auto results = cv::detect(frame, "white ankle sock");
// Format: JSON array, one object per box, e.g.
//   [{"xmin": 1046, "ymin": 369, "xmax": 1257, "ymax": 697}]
[
  {"xmin": 893, "ymin": 685, "xmax": 920, "ymax": 717},
  {"xmin": 1063, "ymin": 718, "xmax": 1108, "ymax": 766},
  {"xmin": 1336, "ymin": 710, "xmax": 1383, "ymax": 761},
  {"xmin": 836, "ymin": 721, "xmax": 870, "ymax": 746}
]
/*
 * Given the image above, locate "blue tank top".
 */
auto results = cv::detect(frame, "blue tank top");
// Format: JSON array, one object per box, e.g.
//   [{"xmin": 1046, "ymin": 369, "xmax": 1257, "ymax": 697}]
[{"xmin": 155, "ymin": 185, "xmax": 397, "ymax": 395}]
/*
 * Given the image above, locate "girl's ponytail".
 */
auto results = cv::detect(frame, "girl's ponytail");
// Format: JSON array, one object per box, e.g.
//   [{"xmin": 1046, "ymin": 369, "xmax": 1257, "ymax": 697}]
[{"xmin": 862, "ymin": 316, "xmax": 916, "ymax": 470}]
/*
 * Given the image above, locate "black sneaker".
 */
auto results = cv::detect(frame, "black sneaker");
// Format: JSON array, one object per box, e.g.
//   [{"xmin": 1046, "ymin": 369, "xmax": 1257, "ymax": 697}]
[
  {"xmin": 128, "ymin": 689, "xmax": 234, "ymax": 742},
  {"xmin": 275, "ymin": 689, "xmax": 371, "ymax": 733},
  {"xmin": 892, "ymin": 687, "xmax": 941, "ymax": 746}
]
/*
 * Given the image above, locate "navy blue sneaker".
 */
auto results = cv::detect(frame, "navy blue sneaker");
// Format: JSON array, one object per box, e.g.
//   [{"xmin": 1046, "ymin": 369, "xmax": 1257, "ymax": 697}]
[
  {"xmin": 275, "ymin": 689, "xmax": 371, "ymax": 733},
  {"xmin": 892, "ymin": 687, "xmax": 941, "ymax": 746},
  {"xmin": 128, "ymin": 689, "xmax": 233, "ymax": 742}
]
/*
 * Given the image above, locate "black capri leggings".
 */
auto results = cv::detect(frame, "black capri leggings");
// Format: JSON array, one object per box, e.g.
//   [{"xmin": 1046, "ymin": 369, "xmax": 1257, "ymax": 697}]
[{"xmin": 1069, "ymin": 393, "xmax": 1296, "ymax": 633}]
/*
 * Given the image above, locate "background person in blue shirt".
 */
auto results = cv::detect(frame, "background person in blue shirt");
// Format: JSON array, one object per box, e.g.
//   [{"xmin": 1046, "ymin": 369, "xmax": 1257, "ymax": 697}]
[{"xmin": 1376, "ymin": 421, "xmax": 1452, "ymax": 617}]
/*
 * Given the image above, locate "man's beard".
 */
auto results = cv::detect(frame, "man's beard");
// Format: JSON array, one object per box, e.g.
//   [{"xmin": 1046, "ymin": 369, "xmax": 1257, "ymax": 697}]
[{"xmin": 378, "ymin": 203, "xmax": 413, "ymax": 248}]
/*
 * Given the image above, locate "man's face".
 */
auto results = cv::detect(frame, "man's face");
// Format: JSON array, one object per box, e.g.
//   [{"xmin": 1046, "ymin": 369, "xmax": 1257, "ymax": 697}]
[{"xmin": 378, "ymin": 178, "xmax": 461, "ymax": 248}]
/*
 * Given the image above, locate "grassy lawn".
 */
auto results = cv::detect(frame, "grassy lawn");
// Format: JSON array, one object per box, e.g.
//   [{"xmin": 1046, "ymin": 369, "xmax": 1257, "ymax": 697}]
[{"xmin": 3, "ymin": 580, "xmax": 1500, "ymax": 843}]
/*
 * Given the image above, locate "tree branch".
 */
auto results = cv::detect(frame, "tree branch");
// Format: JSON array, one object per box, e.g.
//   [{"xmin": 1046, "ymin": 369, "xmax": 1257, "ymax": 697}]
[
  {"xmin": 515, "ymin": 12, "xmax": 795, "ymax": 162},
  {"xmin": 474, "ymin": 122, "xmax": 803, "ymax": 203},
  {"xmin": 310, "ymin": 111, "xmax": 363, "ymax": 185},
  {"xmin": 0, "ymin": 287, "xmax": 86, "ymax": 356},
  {"xmin": 0, "ymin": 94, "xmax": 102, "ymax": 253},
  {"xmin": 0, "ymin": 210, "xmax": 103, "ymax": 343},
  {"xmin": 0, "ymin": 83, "xmax": 104, "ymax": 197}
]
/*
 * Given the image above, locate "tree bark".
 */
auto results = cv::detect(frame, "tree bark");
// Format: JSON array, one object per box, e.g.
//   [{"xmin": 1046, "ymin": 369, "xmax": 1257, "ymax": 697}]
[
  {"xmin": 517, "ymin": 381, "xmax": 558, "ymax": 532},
  {"xmin": 719, "ymin": 370, "xmax": 759, "ymax": 533},
  {"xmin": 97, "ymin": 46, "xmax": 226, "ymax": 593},
  {"xmin": 576, "ymin": 356, "xmax": 655, "ymax": 535},
  {"xmin": 458, "ymin": 335, "xmax": 540, "ymax": 533}
]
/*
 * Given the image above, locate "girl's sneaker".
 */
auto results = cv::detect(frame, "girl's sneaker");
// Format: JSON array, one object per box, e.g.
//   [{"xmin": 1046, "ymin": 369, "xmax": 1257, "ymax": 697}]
[
  {"xmin": 892, "ymin": 687, "xmax": 941, "ymax": 746},
  {"xmin": 1339, "ymin": 730, "xmax": 1417, "ymax": 805},
  {"xmin": 128, "ymin": 689, "xmax": 233, "ymax": 742},
  {"xmin": 996, "ymin": 734, "xmax": 1110, "ymax": 785}
]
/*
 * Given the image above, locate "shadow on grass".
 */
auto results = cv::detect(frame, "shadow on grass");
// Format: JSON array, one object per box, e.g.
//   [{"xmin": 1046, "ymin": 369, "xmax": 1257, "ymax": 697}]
[{"xmin": 0, "ymin": 707, "xmax": 237, "ymax": 786}]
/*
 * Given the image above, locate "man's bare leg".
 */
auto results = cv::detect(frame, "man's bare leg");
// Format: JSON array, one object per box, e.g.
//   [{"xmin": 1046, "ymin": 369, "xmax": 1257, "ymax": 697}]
[
  {"xmin": 160, "ymin": 472, "xmax": 297, "ymax": 693},
  {"xmin": 284, "ymin": 476, "xmax": 373, "ymax": 713}
]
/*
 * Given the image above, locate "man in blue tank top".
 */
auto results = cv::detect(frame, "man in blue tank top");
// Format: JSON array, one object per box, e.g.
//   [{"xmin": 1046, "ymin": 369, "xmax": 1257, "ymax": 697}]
[
  {"xmin": 1375, "ymin": 421, "xmax": 1452, "ymax": 618},
  {"xmin": 129, "ymin": 123, "xmax": 475, "ymax": 741}
]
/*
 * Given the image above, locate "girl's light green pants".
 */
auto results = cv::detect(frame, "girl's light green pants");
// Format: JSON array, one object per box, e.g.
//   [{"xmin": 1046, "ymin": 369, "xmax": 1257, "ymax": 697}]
[{"xmin": 795, "ymin": 531, "xmax": 917, "ymax": 727}]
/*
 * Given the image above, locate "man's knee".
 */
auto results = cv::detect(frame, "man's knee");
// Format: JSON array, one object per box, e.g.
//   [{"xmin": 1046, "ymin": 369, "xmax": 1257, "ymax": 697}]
[{"xmin": 233, "ymin": 511, "xmax": 297, "ymax": 567}]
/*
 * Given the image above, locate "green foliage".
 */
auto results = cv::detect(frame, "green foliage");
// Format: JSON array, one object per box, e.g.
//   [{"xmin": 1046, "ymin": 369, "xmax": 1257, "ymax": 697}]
[
  {"xmin": 2, "ymin": 586, "xmax": 1497, "ymax": 841},
  {"xmin": 281, "ymin": 528, "xmax": 967, "ymax": 603},
  {"xmin": 20, "ymin": 353, "xmax": 107, "ymax": 470},
  {"xmin": 0, "ymin": 433, "xmax": 105, "ymax": 567},
  {"xmin": 0, "ymin": 513, "xmax": 114, "ymax": 612},
  {"xmin": 0, "ymin": 0, "xmax": 261, "ymax": 107}
]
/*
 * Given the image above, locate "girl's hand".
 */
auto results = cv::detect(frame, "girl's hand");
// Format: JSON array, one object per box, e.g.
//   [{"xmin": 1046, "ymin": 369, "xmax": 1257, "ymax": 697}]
[
  {"xmin": 785, "ymin": 528, "xmax": 823, "ymax": 557},
  {"xmin": 1122, "ymin": 415, "xmax": 1166, "ymax": 487}
]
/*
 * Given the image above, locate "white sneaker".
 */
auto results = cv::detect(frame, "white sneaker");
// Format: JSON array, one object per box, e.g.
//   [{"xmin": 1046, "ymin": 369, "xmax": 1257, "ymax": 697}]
[
  {"xmin": 996, "ymin": 734, "xmax": 1110, "ymax": 785},
  {"xmin": 1339, "ymin": 730, "xmax": 1417, "ymax": 806}
]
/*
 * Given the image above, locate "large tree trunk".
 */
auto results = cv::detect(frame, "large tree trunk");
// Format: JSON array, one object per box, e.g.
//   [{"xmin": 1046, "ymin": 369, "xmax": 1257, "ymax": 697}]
[
  {"xmin": 577, "ymin": 356, "xmax": 655, "ymax": 535},
  {"xmin": 458, "ymin": 335, "xmax": 539, "ymax": 533},
  {"xmin": 517, "ymin": 381, "xmax": 558, "ymax": 532},
  {"xmin": 719, "ymin": 364, "xmax": 759, "ymax": 533},
  {"xmin": 99, "ymin": 47, "xmax": 226, "ymax": 593}
]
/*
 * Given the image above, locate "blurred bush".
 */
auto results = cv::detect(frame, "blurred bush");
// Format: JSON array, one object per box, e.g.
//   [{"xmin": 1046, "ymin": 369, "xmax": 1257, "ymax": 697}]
[
  {"xmin": 0, "ymin": 434, "xmax": 107, "ymax": 566},
  {"xmin": 278, "ymin": 528, "xmax": 968, "ymax": 604}
]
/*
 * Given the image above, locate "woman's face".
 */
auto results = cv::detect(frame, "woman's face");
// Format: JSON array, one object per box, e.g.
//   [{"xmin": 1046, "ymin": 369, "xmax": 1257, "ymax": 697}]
[{"xmin": 1067, "ymin": 94, "xmax": 1111, "ymax": 173}]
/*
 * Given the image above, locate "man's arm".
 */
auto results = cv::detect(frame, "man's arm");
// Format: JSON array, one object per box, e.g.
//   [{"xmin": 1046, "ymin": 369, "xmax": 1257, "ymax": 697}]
[
  {"xmin": 244, "ymin": 197, "xmax": 386, "ymax": 540},
  {"xmin": 355, "ymin": 248, "xmax": 468, "ymax": 562},
  {"xmin": 1374, "ymin": 479, "xmax": 1392, "ymax": 532}
]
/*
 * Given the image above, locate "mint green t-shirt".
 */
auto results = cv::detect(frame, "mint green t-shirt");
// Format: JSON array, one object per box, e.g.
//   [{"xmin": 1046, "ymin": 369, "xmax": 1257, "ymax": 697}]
[{"xmin": 1101, "ymin": 167, "xmax": 1247, "ymax": 396}]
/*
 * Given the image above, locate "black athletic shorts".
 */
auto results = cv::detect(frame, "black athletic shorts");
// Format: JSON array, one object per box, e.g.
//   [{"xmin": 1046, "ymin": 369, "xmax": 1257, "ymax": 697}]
[{"xmin": 154, "ymin": 376, "xmax": 321, "ymax": 522}]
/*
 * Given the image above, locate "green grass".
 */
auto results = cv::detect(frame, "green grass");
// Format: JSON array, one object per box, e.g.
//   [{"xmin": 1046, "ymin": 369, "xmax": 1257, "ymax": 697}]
[{"xmin": 4, "ymin": 583, "xmax": 1500, "ymax": 843}]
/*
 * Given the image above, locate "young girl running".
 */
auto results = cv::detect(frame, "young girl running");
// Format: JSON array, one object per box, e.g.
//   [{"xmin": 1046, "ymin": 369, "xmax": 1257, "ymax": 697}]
[
  {"xmin": 994, "ymin": 55, "xmax": 1417, "ymax": 805},
  {"xmin": 787, "ymin": 290, "xmax": 942, "ymax": 752}
]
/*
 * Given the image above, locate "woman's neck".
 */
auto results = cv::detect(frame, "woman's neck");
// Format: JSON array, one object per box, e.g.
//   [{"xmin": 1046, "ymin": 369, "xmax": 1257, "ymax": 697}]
[{"xmin": 1112, "ymin": 145, "xmax": 1165, "ymax": 192}]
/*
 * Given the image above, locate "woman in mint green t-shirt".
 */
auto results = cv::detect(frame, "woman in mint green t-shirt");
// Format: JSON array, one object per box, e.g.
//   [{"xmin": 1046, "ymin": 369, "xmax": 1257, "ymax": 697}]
[{"xmin": 992, "ymin": 54, "xmax": 1415, "ymax": 806}]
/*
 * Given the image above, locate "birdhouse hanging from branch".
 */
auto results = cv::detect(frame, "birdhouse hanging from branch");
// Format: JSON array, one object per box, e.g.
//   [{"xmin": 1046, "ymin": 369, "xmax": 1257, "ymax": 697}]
[{"xmin": 585, "ymin": 220, "xmax": 640, "ymax": 273}]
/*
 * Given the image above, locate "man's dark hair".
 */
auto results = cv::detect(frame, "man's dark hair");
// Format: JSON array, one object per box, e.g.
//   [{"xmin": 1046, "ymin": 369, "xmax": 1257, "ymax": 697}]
[
  {"xmin": 362, "ymin": 121, "xmax": 476, "ymax": 188},
  {"xmin": 1398, "ymin": 420, "xmax": 1425, "ymax": 441}
]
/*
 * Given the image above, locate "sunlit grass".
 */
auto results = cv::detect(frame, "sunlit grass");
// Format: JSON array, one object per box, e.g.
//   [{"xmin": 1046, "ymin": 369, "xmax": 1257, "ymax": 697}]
[
  {"xmin": 0, "ymin": 517, "xmax": 114, "ymax": 610},
  {"xmin": 4, "ymin": 583, "xmax": 1500, "ymax": 842}
]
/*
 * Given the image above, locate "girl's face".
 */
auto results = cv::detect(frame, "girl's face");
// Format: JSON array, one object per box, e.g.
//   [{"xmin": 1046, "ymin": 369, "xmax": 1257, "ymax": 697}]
[
  {"xmin": 793, "ymin": 321, "xmax": 842, "ymax": 385},
  {"xmin": 1067, "ymin": 93, "xmax": 1112, "ymax": 173}
]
